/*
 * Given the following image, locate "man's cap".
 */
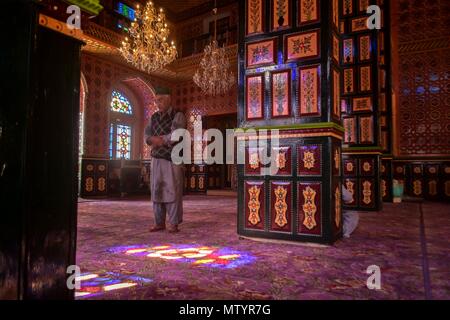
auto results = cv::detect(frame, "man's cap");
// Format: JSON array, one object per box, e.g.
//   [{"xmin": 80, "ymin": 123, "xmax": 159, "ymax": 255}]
[{"xmin": 154, "ymin": 87, "xmax": 172, "ymax": 95}]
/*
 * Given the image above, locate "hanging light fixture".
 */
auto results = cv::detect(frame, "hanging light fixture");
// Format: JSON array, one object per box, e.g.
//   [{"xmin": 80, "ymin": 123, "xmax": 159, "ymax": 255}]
[
  {"xmin": 120, "ymin": 1, "xmax": 177, "ymax": 73},
  {"xmin": 193, "ymin": 1, "xmax": 235, "ymax": 96}
]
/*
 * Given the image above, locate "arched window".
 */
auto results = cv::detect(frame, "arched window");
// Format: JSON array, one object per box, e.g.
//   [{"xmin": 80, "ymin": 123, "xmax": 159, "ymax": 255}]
[{"xmin": 109, "ymin": 90, "xmax": 134, "ymax": 160}]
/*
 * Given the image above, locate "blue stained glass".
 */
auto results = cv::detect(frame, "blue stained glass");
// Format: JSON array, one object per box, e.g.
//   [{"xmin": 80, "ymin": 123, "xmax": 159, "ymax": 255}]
[
  {"xmin": 109, "ymin": 123, "xmax": 114, "ymax": 159},
  {"xmin": 116, "ymin": 124, "xmax": 132, "ymax": 160},
  {"xmin": 117, "ymin": 2, "xmax": 136, "ymax": 21}
]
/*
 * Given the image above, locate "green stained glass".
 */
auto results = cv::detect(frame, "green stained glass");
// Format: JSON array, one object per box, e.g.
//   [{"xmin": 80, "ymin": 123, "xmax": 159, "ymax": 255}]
[{"xmin": 111, "ymin": 90, "xmax": 133, "ymax": 114}]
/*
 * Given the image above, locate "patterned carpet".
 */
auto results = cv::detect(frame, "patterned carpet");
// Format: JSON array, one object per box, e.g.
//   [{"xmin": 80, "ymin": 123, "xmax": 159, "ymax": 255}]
[{"xmin": 76, "ymin": 196, "xmax": 450, "ymax": 300}]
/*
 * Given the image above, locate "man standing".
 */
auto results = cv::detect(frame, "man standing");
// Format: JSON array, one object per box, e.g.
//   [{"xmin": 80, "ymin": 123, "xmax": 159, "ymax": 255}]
[{"xmin": 145, "ymin": 87, "xmax": 186, "ymax": 233}]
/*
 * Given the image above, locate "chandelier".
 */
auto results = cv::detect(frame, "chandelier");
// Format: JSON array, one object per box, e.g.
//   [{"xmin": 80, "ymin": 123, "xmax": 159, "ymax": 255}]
[
  {"xmin": 193, "ymin": 4, "xmax": 235, "ymax": 96},
  {"xmin": 120, "ymin": 1, "xmax": 177, "ymax": 73}
]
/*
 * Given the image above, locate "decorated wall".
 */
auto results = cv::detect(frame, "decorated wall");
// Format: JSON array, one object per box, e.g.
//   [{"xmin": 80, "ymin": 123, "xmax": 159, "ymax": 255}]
[
  {"xmin": 391, "ymin": 0, "xmax": 450, "ymax": 157},
  {"xmin": 81, "ymin": 53, "xmax": 174, "ymax": 159},
  {"xmin": 174, "ymin": 80, "xmax": 238, "ymax": 117}
]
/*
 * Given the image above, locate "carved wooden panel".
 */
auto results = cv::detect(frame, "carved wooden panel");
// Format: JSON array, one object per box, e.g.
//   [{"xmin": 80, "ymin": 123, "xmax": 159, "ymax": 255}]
[
  {"xmin": 271, "ymin": 70, "xmax": 291, "ymax": 118},
  {"xmin": 343, "ymin": 38, "xmax": 354, "ymax": 64},
  {"xmin": 344, "ymin": 178, "xmax": 358, "ymax": 207},
  {"xmin": 246, "ymin": 0, "xmax": 264, "ymax": 35},
  {"xmin": 360, "ymin": 158, "xmax": 375, "ymax": 176},
  {"xmin": 343, "ymin": 117, "xmax": 357, "ymax": 144},
  {"xmin": 270, "ymin": 181, "xmax": 292, "ymax": 233},
  {"xmin": 298, "ymin": 145, "xmax": 322, "ymax": 176},
  {"xmin": 298, "ymin": 182, "xmax": 322, "ymax": 236},
  {"xmin": 285, "ymin": 30, "xmax": 320, "ymax": 62},
  {"xmin": 245, "ymin": 181, "xmax": 265, "ymax": 230},
  {"xmin": 342, "ymin": 155, "xmax": 381, "ymax": 210},
  {"xmin": 298, "ymin": 0, "xmax": 320, "ymax": 26},
  {"xmin": 344, "ymin": 158, "xmax": 357, "ymax": 176},
  {"xmin": 333, "ymin": 34, "xmax": 340, "ymax": 63},
  {"xmin": 359, "ymin": 116, "xmax": 374, "ymax": 144},
  {"xmin": 353, "ymin": 96, "xmax": 372, "ymax": 112},
  {"xmin": 351, "ymin": 17, "xmax": 369, "ymax": 32},
  {"xmin": 389, "ymin": 161, "xmax": 450, "ymax": 201},
  {"xmin": 360, "ymin": 178, "xmax": 376, "ymax": 208},
  {"xmin": 358, "ymin": 35, "xmax": 371, "ymax": 61},
  {"xmin": 80, "ymin": 159, "xmax": 108, "ymax": 197},
  {"xmin": 246, "ymin": 74, "xmax": 264, "ymax": 120},
  {"xmin": 343, "ymin": 0, "xmax": 353, "ymax": 16},
  {"xmin": 272, "ymin": 146, "xmax": 292, "ymax": 176},
  {"xmin": 359, "ymin": 65, "xmax": 372, "ymax": 92},
  {"xmin": 246, "ymin": 39, "xmax": 276, "ymax": 68},
  {"xmin": 245, "ymin": 146, "xmax": 265, "ymax": 175},
  {"xmin": 332, "ymin": 68, "xmax": 341, "ymax": 120},
  {"xmin": 343, "ymin": 68, "xmax": 355, "ymax": 95},
  {"xmin": 298, "ymin": 64, "xmax": 321, "ymax": 117},
  {"xmin": 272, "ymin": 0, "xmax": 290, "ymax": 30}
]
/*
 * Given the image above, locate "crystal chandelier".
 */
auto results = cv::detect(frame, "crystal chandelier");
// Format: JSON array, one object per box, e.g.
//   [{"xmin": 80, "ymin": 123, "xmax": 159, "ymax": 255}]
[
  {"xmin": 193, "ymin": 3, "xmax": 235, "ymax": 96},
  {"xmin": 120, "ymin": 1, "xmax": 177, "ymax": 73}
]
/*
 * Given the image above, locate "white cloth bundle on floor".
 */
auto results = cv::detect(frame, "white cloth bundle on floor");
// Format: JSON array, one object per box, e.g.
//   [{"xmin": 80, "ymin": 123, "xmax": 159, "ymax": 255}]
[
  {"xmin": 343, "ymin": 211, "xmax": 359, "ymax": 238},
  {"xmin": 342, "ymin": 185, "xmax": 359, "ymax": 238}
]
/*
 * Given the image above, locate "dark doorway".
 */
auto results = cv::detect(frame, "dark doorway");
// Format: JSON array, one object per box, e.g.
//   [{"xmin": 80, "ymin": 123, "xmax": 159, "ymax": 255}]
[{"xmin": 204, "ymin": 113, "xmax": 237, "ymax": 190}]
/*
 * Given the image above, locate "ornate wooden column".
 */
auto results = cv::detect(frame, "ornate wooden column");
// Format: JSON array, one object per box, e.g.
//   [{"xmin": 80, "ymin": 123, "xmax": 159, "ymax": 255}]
[
  {"xmin": 237, "ymin": 0, "xmax": 344, "ymax": 244},
  {"xmin": 378, "ymin": 1, "xmax": 393, "ymax": 203},
  {"xmin": 0, "ymin": 0, "xmax": 82, "ymax": 299},
  {"xmin": 340, "ymin": 0, "xmax": 386, "ymax": 211}
]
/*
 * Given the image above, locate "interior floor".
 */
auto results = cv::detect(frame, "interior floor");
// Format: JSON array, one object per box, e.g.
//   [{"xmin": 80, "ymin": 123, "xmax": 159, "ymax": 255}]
[{"xmin": 76, "ymin": 196, "xmax": 449, "ymax": 300}]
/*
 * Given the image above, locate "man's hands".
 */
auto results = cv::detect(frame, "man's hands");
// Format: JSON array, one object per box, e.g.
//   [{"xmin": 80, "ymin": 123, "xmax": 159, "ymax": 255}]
[{"xmin": 146, "ymin": 136, "xmax": 164, "ymax": 147}]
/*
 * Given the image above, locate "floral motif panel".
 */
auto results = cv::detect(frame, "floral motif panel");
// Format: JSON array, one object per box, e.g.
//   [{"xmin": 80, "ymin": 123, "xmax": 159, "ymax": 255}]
[
  {"xmin": 271, "ymin": 70, "xmax": 291, "ymax": 118},
  {"xmin": 270, "ymin": 181, "xmax": 292, "ymax": 232},
  {"xmin": 299, "ymin": 65, "xmax": 321, "ymax": 116},
  {"xmin": 245, "ymin": 181, "xmax": 265, "ymax": 230},
  {"xmin": 246, "ymin": 39, "xmax": 276, "ymax": 68},
  {"xmin": 298, "ymin": 145, "xmax": 322, "ymax": 176},
  {"xmin": 299, "ymin": 0, "xmax": 320, "ymax": 25},
  {"xmin": 273, "ymin": 0, "xmax": 290, "ymax": 30},
  {"xmin": 247, "ymin": 0, "xmax": 264, "ymax": 35},
  {"xmin": 285, "ymin": 30, "xmax": 320, "ymax": 61},
  {"xmin": 246, "ymin": 75, "xmax": 264, "ymax": 120},
  {"xmin": 298, "ymin": 183, "xmax": 322, "ymax": 236}
]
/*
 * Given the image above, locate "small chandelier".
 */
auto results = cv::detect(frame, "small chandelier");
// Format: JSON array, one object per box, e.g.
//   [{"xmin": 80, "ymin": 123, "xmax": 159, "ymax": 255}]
[
  {"xmin": 120, "ymin": 1, "xmax": 177, "ymax": 73},
  {"xmin": 193, "ymin": 3, "xmax": 235, "ymax": 96}
]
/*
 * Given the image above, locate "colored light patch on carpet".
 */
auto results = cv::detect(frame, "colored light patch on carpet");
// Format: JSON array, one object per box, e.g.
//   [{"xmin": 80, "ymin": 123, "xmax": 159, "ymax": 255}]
[
  {"xmin": 108, "ymin": 244, "xmax": 256, "ymax": 269},
  {"xmin": 75, "ymin": 272, "xmax": 152, "ymax": 298}
]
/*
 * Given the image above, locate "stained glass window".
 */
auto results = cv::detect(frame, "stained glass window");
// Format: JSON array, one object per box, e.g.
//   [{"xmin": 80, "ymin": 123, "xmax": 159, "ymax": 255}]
[
  {"xmin": 115, "ymin": 125, "xmax": 132, "ymax": 160},
  {"xmin": 111, "ymin": 90, "xmax": 133, "ymax": 114},
  {"xmin": 109, "ymin": 123, "xmax": 114, "ymax": 159},
  {"xmin": 110, "ymin": 89, "xmax": 135, "ymax": 160},
  {"xmin": 117, "ymin": 2, "xmax": 136, "ymax": 21}
]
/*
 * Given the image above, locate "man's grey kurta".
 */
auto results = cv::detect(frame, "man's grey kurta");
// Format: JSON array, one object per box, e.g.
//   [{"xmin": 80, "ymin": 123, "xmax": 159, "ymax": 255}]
[{"xmin": 145, "ymin": 107, "xmax": 186, "ymax": 226}]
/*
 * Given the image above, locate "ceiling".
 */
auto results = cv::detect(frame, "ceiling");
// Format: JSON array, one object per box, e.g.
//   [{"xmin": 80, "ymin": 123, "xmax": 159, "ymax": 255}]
[
  {"xmin": 152, "ymin": 0, "xmax": 211, "ymax": 14},
  {"xmin": 150, "ymin": 0, "xmax": 236, "ymax": 21}
]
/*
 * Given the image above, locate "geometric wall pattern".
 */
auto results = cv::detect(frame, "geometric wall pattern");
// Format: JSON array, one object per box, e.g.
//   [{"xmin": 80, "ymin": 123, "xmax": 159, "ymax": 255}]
[
  {"xmin": 393, "ymin": 0, "xmax": 450, "ymax": 156},
  {"xmin": 174, "ymin": 80, "xmax": 238, "ymax": 116}
]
